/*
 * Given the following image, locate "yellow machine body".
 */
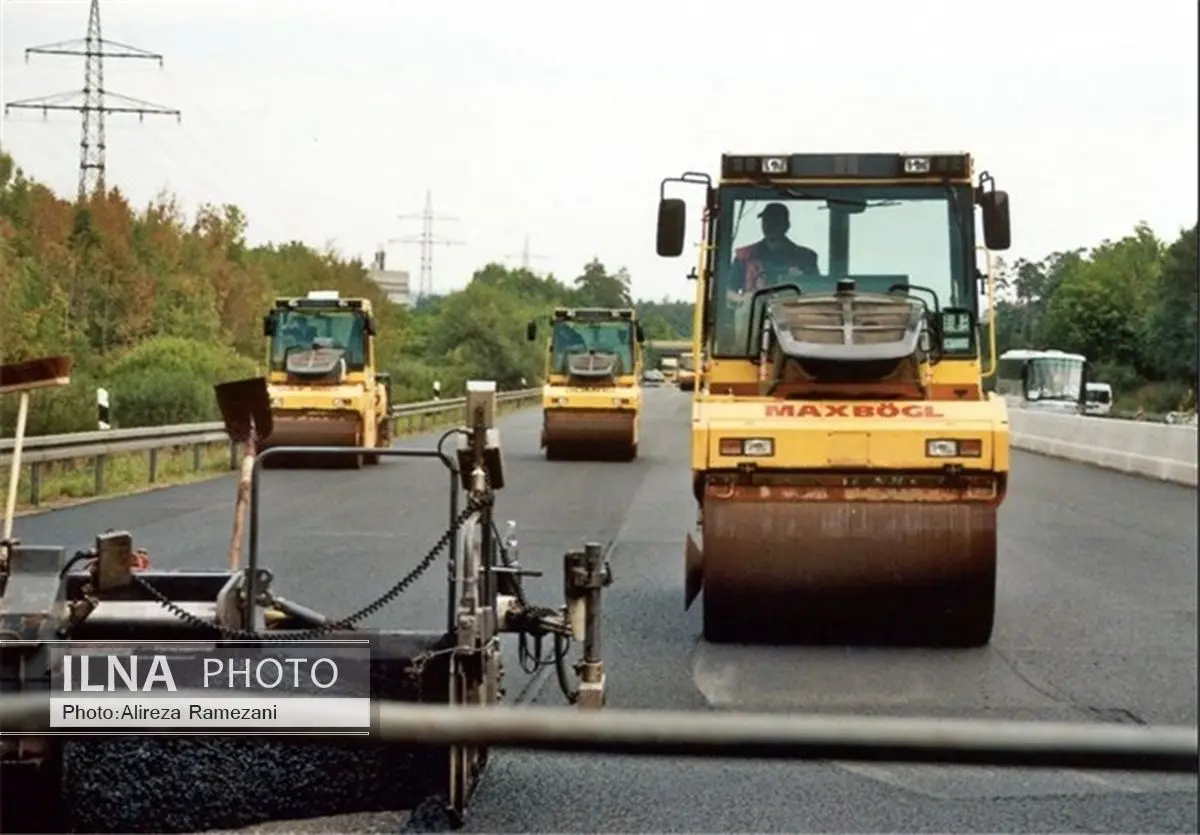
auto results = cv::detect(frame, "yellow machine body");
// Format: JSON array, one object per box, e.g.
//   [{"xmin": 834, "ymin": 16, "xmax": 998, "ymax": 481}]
[
  {"xmin": 261, "ymin": 291, "xmax": 392, "ymax": 467},
  {"xmin": 529, "ymin": 307, "xmax": 645, "ymax": 461},
  {"xmin": 656, "ymin": 151, "xmax": 1014, "ymax": 645}
]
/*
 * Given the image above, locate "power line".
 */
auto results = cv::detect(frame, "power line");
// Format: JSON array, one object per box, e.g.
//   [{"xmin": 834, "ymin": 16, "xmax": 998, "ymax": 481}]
[
  {"xmin": 4, "ymin": 0, "xmax": 181, "ymax": 201},
  {"xmin": 389, "ymin": 189, "xmax": 464, "ymax": 298},
  {"xmin": 505, "ymin": 234, "xmax": 548, "ymax": 272}
]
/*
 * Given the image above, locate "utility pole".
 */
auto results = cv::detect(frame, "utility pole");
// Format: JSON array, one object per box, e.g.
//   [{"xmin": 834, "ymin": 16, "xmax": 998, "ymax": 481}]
[
  {"xmin": 389, "ymin": 190, "xmax": 464, "ymax": 299},
  {"xmin": 505, "ymin": 234, "xmax": 548, "ymax": 272},
  {"xmin": 4, "ymin": 0, "xmax": 181, "ymax": 201}
]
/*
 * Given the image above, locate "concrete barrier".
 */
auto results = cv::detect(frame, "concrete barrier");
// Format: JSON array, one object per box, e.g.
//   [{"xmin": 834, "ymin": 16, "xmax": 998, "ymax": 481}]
[{"xmin": 1009, "ymin": 410, "xmax": 1198, "ymax": 487}]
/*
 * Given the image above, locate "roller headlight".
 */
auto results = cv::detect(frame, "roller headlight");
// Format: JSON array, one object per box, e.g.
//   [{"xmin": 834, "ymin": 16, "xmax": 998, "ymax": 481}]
[{"xmin": 719, "ymin": 437, "xmax": 775, "ymax": 457}]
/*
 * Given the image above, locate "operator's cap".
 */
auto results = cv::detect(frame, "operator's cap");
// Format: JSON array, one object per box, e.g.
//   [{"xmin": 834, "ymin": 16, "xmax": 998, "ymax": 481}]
[{"xmin": 758, "ymin": 202, "xmax": 789, "ymax": 222}]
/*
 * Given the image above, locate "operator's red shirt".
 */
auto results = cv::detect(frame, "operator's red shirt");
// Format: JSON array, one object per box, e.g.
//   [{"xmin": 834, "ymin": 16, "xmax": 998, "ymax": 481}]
[{"xmin": 731, "ymin": 239, "xmax": 820, "ymax": 293}]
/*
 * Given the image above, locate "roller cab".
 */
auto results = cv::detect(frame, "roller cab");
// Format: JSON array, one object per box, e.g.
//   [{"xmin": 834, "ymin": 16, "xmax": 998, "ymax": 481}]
[
  {"xmin": 527, "ymin": 308, "xmax": 645, "ymax": 461},
  {"xmin": 260, "ymin": 291, "xmax": 393, "ymax": 468},
  {"xmin": 656, "ymin": 150, "xmax": 1014, "ymax": 646}
]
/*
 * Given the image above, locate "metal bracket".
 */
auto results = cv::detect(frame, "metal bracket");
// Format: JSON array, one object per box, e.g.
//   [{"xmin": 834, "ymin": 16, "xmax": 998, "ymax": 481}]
[
  {"xmin": 563, "ymin": 542, "xmax": 609, "ymax": 710},
  {"xmin": 95, "ymin": 530, "xmax": 138, "ymax": 593}
]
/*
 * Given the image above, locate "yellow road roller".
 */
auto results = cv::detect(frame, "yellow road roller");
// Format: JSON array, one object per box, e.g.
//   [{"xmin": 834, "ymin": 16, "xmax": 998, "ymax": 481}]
[
  {"xmin": 655, "ymin": 152, "xmax": 1013, "ymax": 646},
  {"xmin": 260, "ymin": 290, "xmax": 392, "ymax": 467},
  {"xmin": 527, "ymin": 307, "xmax": 646, "ymax": 461}
]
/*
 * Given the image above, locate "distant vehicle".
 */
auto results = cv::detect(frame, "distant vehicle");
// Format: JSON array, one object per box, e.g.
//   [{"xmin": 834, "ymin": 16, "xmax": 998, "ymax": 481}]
[
  {"xmin": 1083, "ymin": 382, "xmax": 1113, "ymax": 416},
  {"xmin": 259, "ymin": 290, "xmax": 392, "ymax": 467},
  {"xmin": 677, "ymin": 352, "xmax": 696, "ymax": 392},
  {"xmin": 660, "ymin": 356, "xmax": 679, "ymax": 382},
  {"xmin": 642, "ymin": 369, "xmax": 665, "ymax": 385},
  {"xmin": 996, "ymin": 348, "xmax": 1087, "ymax": 415},
  {"xmin": 527, "ymin": 306, "xmax": 645, "ymax": 461}
]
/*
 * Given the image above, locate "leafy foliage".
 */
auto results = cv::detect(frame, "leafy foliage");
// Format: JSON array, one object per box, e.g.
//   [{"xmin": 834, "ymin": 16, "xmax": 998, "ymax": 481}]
[
  {"xmin": 0, "ymin": 149, "xmax": 695, "ymax": 435},
  {"xmin": 15, "ymin": 144, "xmax": 1183, "ymax": 427},
  {"xmin": 991, "ymin": 221, "xmax": 1198, "ymax": 412},
  {"xmin": 104, "ymin": 337, "xmax": 260, "ymax": 427}
]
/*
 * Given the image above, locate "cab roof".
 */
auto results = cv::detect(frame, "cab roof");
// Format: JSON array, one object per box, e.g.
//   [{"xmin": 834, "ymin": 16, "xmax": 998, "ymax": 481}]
[
  {"xmin": 273, "ymin": 292, "xmax": 372, "ymax": 312},
  {"xmin": 552, "ymin": 307, "xmax": 637, "ymax": 321}
]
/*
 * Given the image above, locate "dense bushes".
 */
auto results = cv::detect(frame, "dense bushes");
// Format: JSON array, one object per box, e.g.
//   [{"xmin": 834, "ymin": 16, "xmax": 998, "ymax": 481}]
[{"xmin": 102, "ymin": 337, "xmax": 261, "ymax": 427}]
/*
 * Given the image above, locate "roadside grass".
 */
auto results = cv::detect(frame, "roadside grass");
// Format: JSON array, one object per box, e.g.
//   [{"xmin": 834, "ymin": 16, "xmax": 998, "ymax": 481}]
[
  {"xmin": 1114, "ymin": 380, "xmax": 1193, "ymax": 419},
  {"xmin": 4, "ymin": 399, "xmax": 536, "ymax": 516}
]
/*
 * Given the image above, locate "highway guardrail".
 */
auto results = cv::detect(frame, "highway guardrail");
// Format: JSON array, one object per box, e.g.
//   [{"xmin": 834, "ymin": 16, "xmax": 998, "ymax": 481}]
[
  {"xmin": 0, "ymin": 388, "xmax": 541, "ymax": 507},
  {"xmin": 1010, "ymin": 409, "xmax": 1198, "ymax": 486}
]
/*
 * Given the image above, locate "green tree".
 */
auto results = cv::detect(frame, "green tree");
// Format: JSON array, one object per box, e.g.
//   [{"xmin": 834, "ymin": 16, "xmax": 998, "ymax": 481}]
[
  {"xmin": 1038, "ymin": 226, "xmax": 1161, "ymax": 368},
  {"xmin": 574, "ymin": 258, "xmax": 633, "ymax": 307},
  {"xmin": 1142, "ymin": 224, "xmax": 1198, "ymax": 382},
  {"xmin": 103, "ymin": 337, "xmax": 260, "ymax": 427}
]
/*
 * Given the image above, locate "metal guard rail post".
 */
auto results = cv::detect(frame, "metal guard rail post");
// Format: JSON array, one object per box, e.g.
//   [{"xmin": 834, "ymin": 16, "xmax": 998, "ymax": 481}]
[
  {"xmin": 0, "ymin": 388, "xmax": 541, "ymax": 507},
  {"xmin": 0, "ymin": 693, "xmax": 1195, "ymax": 774}
]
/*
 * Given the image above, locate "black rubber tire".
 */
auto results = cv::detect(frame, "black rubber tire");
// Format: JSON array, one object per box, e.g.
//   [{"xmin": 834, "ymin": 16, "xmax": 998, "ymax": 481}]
[
  {"xmin": 702, "ymin": 590, "xmax": 738, "ymax": 644},
  {"xmin": 1, "ymin": 756, "xmax": 65, "ymax": 833},
  {"xmin": 935, "ymin": 568, "xmax": 997, "ymax": 648},
  {"xmin": 364, "ymin": 419, "xmax": 390, "ymax": 465}
]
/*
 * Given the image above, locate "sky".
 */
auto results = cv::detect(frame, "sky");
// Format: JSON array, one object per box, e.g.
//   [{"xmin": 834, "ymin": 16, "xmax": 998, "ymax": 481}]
[{"xmin": 1, "ymin": 0, "xmax": 1196, "ymax": 303}]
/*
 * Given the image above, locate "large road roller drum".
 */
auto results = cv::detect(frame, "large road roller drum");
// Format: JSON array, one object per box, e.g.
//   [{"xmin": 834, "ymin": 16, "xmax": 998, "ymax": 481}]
[
  {"xmin": 543, "ymin": 408, "xmax": 637, "ymax": 461},
  {"xmin": 264, "ymin": 410, "xmax": 362, "ymax": 447},
  {"xmin": 695, "ymin": 487, "xmax": 997, "ymax": 647},
  {"xmin": 260, "ymin": 408, "xmax": 365, "ymax": 468}
]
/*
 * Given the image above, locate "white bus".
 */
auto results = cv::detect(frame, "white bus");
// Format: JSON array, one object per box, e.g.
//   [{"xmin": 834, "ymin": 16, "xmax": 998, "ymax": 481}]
[{"xmin": 996, "ymin": 349, "xmax": 1087, "ymax": 414}]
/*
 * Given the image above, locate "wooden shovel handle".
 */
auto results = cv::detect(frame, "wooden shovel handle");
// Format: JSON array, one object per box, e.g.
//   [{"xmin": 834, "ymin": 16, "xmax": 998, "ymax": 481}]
[{"xmin": 226, "ymin": 435, "xmax": 257, "ymax": 571}]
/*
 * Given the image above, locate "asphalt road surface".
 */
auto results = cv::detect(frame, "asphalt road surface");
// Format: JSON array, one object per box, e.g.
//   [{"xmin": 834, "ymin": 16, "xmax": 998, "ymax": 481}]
[{"xmin": 14, "ymin": 387, "xmax": 1198, "ymax": 833}]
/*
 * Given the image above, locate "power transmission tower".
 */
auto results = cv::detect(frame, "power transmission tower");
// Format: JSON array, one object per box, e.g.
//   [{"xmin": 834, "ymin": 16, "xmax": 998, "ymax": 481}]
[
  {"xmin": 4, "ymin": 0, "xmax": 181, "ymax": 201},
  {"xmin": 505, "ymin": 234, "xmax": 548, "ymax": 272},
  {"xmin": 389, "ymin": 190, "xmax": 464, "ymax": 298}
]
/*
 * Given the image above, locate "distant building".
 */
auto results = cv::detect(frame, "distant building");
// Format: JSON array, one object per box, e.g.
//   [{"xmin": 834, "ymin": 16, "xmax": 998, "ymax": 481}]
[{"xmin": 366, "ymin": 249, "xmax": 411, "ymax": 306}]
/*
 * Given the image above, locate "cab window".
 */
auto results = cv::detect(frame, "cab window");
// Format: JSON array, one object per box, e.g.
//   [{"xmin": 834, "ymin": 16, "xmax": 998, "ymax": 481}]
[
  {"xmin": 709, "ymin": 184, "xmax": 973, "ymax": 357},
  {"xmin": 550, "ymin": 321, "xmax": 635, "ymax": 375},
  {"xmin": 270, "ymin": 310, "xmax": 367, "ymax": 370}
]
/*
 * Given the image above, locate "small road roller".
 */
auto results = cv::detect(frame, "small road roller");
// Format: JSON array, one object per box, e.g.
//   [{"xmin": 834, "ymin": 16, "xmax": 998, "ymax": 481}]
[
  {"xmin": 260, "ymin": 290, "xmax": 393, "ymax": 468},
  {"xmin": 528, "ymin": 307, "xmax": 646, "ymax": 462}
]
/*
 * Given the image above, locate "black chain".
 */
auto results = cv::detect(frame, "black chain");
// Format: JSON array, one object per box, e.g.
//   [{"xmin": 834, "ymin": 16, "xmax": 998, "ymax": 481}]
[
  {"xmin": 497, "ymin": 521, "xmax": 574, "ymax": 675},
  {"xmin": 130, "ymin": 481, "xmax": 496, "ymax": 642}
]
